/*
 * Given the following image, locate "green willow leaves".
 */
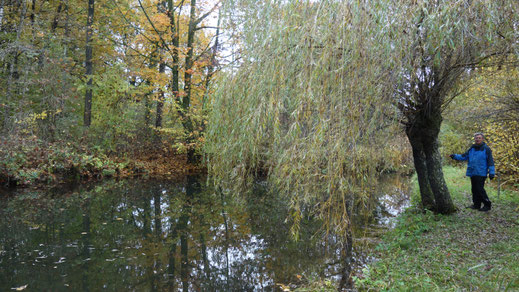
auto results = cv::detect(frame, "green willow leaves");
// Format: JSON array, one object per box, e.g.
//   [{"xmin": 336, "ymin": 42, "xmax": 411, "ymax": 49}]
[{"xmin": 206, "ymin": 0, "xmax": 402, "ymax": 237}]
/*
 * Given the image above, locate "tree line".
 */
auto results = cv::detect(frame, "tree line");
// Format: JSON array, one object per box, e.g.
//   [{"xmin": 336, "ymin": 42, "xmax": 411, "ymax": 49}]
[{"xmin": 0, "ymin": 0, "xmax": 221, "ymax": 161}]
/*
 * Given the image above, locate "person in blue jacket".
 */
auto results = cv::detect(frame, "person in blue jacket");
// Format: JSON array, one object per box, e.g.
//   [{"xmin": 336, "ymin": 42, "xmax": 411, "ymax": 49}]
[{"xmin": 449, "ymin": 132, "xmax": 495, "ymax": 211}]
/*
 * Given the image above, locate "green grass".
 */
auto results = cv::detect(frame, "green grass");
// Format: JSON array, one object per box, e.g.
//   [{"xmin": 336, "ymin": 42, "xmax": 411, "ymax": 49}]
[{"xmin": 355, "ymin": 166, "xmax": 519, "ymax": 291}]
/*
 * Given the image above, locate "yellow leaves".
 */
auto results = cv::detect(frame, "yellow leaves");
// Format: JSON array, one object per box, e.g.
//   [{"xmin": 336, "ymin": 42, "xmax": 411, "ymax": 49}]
[
  {"xmin": 151, "ymin": 14, "xmax": 170, "ymax": 30},
  {"xmin": 485, "ymin": 121, "xmax": 519, "ymax": 181}
]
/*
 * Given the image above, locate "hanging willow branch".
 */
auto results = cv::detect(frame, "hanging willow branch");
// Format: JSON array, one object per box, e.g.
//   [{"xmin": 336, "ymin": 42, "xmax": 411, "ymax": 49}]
[{"xmin": 205, "ymin": 0, "xmax": 404, "ymax": 237}]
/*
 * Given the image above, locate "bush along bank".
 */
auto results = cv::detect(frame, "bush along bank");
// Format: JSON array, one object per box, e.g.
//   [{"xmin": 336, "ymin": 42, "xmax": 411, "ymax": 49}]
[
  {"xmin": 0, "ymin": 137, "xmax": 201, "ymax": 188},
  {"xmin": 0, "ymin": 137, "xmax": 138, "ymax": 187},
  {"xmin": 355, "ymin": 166, "xmax": 519, "ymax": 291}
]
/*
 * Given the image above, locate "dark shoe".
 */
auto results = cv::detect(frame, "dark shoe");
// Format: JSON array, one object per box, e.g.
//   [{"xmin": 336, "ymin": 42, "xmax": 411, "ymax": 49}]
[
  {"xmin": 478, "ymin": 205, "xmax": 491, "ymax": 212},
  {"xmin": 466, "ymin": 205, "xmax": 480, "ymax": 210}
]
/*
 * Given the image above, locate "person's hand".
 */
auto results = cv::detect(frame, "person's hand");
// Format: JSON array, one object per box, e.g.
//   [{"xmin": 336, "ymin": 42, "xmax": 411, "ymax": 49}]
[{"xmin": 489, "ymin": 174, "xmax": 495, "ymax": 180}]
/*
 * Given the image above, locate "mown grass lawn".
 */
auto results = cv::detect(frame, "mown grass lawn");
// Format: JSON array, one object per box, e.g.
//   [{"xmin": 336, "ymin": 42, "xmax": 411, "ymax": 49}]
[{"xmin": 355, "ymin": 166, "xmax": 519, "ymax": 291}]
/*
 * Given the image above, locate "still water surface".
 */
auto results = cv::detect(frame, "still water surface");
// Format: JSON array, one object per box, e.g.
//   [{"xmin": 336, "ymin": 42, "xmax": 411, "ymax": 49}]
[{"xmin": 0, "ymin": 175, "xmax": 410, "ymax": 291}]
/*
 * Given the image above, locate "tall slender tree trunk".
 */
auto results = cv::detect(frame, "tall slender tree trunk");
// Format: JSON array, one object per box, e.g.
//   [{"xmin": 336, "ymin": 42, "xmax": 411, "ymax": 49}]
[
  {"xmin": 183, "ymin": 0, "xmax": 196, "ymax": 113},
  {"xmin": 144, "ymin": 93, "xmax": 151, "ymax": 126},
  {"xmin": 167, "ymin": 0, "xmax": 180, "ymax": 119},
  {"xmin": 155, "ymin": 55, "xmax": 166, "ymax": 128},
  {"xmin": 83, "ymin": 0, "xmax": 95, "ymax": 127},
  {"xmin": 29, "ymin": 0, "xmax": 35, "ymax": 39},
  {"xmin": 183, "ymin": 0, "xmax": 197, "ymax": 163},
  {"xmin": 144, "ymin": 49, "xmax": 157, "ymax": 133},
  {"xmin": 63, "ymin": 0, "xmax": 69, "ymax": 56},
  {"xmin": 51, "ymin": 0, "xmax": 63, "ymax": 32}
]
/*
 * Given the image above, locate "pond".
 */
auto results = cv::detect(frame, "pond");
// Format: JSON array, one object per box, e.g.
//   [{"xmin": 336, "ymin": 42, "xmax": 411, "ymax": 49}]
[{"xmin": 0, "ymin": 175, "xmax": 410, "ymax": 291}]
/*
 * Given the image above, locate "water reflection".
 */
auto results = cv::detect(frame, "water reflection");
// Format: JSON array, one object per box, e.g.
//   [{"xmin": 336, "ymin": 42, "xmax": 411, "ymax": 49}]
[{"xmin": 0, "ymin": 174, "xmax": 410, "ymax": 291}]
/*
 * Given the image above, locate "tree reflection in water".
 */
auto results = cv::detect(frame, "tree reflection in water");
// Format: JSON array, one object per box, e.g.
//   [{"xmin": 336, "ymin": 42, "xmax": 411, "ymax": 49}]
[{"xmin": 0, "ymin": 174, "xmax": 410, "ymax": 291}]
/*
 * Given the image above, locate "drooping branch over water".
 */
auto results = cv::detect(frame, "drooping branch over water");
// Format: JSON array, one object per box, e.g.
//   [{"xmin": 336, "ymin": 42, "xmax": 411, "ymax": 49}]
[{"xmin": 205, "ymin": 0, "xmax": 403, "ymax": 237}]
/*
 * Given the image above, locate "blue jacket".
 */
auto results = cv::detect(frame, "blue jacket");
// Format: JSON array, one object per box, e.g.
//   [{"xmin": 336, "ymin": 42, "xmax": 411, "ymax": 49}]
[{"xmin": 452, "ymin": 143, "xmax": 495, "ymax": 177}]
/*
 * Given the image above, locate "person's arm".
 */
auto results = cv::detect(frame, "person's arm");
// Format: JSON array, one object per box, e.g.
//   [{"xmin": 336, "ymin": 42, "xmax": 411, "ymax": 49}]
[
  {"xmin": 451, "ymin": 149, "xmax": 469, "ymax": 161},
  {"xmin": 486, "ymin": 146, "xmax": 495, "ymax": 177}
]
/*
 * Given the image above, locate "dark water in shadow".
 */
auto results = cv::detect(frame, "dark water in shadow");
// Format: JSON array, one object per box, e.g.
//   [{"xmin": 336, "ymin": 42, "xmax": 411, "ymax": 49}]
[{"xmin": 0, "ymin": 175, "xmax": 410, "ymax": 291}]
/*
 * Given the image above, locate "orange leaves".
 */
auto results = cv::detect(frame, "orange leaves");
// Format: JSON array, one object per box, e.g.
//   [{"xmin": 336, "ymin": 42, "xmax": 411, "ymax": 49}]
[{"xmin": 151, "ymin": 14, "xmax": 170, "ymax": 30}]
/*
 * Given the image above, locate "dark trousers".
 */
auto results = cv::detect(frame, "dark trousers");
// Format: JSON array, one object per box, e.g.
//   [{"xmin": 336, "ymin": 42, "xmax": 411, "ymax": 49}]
[{"xmin": 470, "ymin": 176, "xmax": 491, "ymax": 208}]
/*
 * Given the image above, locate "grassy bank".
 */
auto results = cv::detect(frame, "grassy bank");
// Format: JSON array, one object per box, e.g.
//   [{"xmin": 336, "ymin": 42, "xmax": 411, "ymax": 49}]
[{"xmin": 355, "ymin": 166, "xmax": 519, "ymax": 291}]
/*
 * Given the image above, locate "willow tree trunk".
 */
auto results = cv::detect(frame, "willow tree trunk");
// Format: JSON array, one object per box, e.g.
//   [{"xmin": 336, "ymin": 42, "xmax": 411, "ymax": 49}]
[
  {"xmin": 407, "ymin": 108, "xmax": 456, "ymax": 214},
  {"xmin": 407, "ymin": 130, "xmax": 436, "ymax": 210},
  {"xmin": 83, "ymin": 0, "xmax": 94, "ymax": 127},
  {"xmin": 422, "ymin": 112, "xmax": 455, "ymax": 214}
]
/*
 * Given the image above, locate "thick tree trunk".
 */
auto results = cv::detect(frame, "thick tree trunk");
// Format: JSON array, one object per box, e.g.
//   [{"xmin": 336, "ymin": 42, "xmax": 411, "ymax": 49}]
[
  {"xmin": 423, "ymin": 131, "xmax": 456, "ymax": 214},
  {"xmin": 407, "ymin": 108, "xmax": 456, "ymax": 214},
  {"xmin": 83, "ymin": 0, "xmax": 94, "ymax": 127},
  {"xmin": 407, "ymin": 133, "xmax": 436, "ymax": 211}
]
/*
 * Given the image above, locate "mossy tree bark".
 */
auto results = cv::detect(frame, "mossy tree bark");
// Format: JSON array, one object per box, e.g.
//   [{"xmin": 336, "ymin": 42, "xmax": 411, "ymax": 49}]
[
  {"xmin": 403, "ymin": 80, "xmax": 457, "ymax": 214},
  {"xmin": 407, "ymin": 131, "xmax": 436, "ymax": 211},
  {"xmin": 408, "ymin": 109, "xmax": 456, "ymax": 214},
  {"xmin": 422, "ymin": 113, "xmax": 456, "ymax": 214}
]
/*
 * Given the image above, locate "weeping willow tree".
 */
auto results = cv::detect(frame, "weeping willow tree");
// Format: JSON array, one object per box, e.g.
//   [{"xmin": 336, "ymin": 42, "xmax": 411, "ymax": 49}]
[
  {"xmin": 205, "ymin": 0, "xmax": 518, "ymax": 235},
  {"xmin": 394, "ymin": 0, "xmax": 518, "ymax": 213},
  {"xmin": 205, "ymin": 0, "xmax": 400, "ymax": 240}
]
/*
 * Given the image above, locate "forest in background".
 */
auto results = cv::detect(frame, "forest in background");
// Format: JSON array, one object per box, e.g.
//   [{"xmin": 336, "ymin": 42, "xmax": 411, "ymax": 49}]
[{"xmin": 1, "ymin": 0, "xmax": 225, "ymax": 185}]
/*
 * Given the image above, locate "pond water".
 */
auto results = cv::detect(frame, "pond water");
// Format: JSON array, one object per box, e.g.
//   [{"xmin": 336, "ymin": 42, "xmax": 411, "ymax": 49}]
[{"xmin": 0, "ymin": 175, "xmax": 410, "ymax": 291}]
